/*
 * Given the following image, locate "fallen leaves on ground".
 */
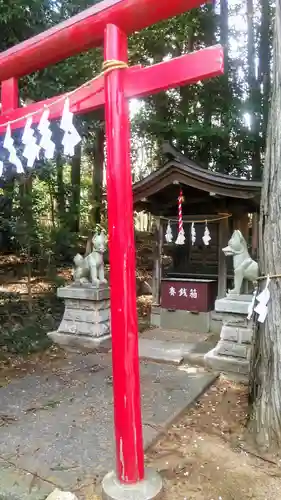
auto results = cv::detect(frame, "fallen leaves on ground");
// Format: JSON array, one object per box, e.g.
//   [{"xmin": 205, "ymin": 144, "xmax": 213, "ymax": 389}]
[{"xmin": 145, "ymin": 378, "xmax": 281, "ymax": 500}]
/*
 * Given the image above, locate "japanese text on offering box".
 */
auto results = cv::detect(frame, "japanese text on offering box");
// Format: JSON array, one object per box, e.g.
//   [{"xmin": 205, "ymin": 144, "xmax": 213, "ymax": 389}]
[{"xmin": 169, "ymin": 285, "xmax": 198, "ymax": 299}]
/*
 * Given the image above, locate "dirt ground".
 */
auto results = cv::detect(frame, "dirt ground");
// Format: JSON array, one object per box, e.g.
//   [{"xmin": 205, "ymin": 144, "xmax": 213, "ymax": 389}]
[
  {"xmin": 1, "ymin": 354, "xmax": 281, "ymax": 499},
  {"xmin": 70, "ymin": 376, "xmax": 281, "ymax": 500},
  {"xmin": 144, "ymin": 378, "xmax": 281, "ymax": 500}
]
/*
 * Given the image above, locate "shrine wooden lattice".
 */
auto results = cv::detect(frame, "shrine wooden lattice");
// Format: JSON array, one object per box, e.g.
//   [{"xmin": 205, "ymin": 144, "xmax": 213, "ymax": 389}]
[{"xmin": 0, "ymin": 0, "xmax": 224, "ymax": 488}]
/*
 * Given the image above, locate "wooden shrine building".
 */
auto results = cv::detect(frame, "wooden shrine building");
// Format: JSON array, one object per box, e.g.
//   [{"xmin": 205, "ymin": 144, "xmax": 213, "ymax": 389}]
[{"xmin": 133, "ymin": 143, "xmax": 262, "ymax": 333}]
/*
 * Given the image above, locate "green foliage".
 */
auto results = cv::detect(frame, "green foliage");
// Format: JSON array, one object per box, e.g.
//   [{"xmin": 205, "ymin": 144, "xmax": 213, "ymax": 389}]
[
  {"xmin": 0, "ymin": 292, "xmax": 62, "ymax": 355},
  {"xmin": 130, "ymin": 1, "xmax": 273, "ymax": 177}
]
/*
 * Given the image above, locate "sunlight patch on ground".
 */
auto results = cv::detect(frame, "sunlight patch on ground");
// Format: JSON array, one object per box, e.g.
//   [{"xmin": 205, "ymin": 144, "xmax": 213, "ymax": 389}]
[{"xmin": 178, "ymin": 365, "xmax": 206, "ymax": 374}]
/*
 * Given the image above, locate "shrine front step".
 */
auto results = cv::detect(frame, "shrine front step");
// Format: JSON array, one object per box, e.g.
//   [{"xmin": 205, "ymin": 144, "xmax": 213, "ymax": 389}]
[
  {"xmin": 204, "ymin": 349, "xmax": 249, "ymax": 382},
  {"xmin": 138, "ymin": 338, "xmax": 216, "ymax": 367},
  {"xmin": 151, "ymin": 306, "xmax": 212, "ymax": 334}
]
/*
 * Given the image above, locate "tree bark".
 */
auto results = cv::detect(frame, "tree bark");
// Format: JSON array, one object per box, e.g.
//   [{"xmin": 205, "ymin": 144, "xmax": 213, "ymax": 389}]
[
  {"xmin": 247, "ymin": 0, "xmax": 262, "ymax": 181},
  {"xmin": 259, "ymin": 0, "xmax": 271, "ymax": 138},
  {"xmin": 218, "ymin": 0, "xmax": 230, "ymax": 173},
  {"xmin": 0, "ymin": 179, "xmax": 14, "ymax": 250},
  {"xmin": 201, "ymin": 4, "xmax": 216, "ymax": 167},
  {"xmin": 56, "ymin": 153, "xmax": 66, "ymax": 225},
  {"xmin": 91, "ymin": 126, "xmax": 104, "ymax": 227},
  {"xmin": 249, "ymin": 0, "xmax": 281, "ymax": 449},
  {"xmin": 86, "ymin": 125, "xmax": 105, "ymax": 256},
  {"xmin": 19, "ymin": 176, "xmax": 33, "ymax": 228},
  {"xmin": 47, "ymin": 179, "xmax": 56, "ymax": 228},
  {"xmin": 70, "ymin": 144, "xmax": 81, "ymax": 233}
]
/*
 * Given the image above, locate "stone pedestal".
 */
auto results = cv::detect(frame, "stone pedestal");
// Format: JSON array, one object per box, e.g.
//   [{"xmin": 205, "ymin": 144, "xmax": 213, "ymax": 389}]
[
  {"xmin": 204, "ymin": 295, "xmax": 253, "ymax": 381},
  {"xmin": 102, "ymin": 469, "xmax": 163, "ymax": 500},
  {"xmin": 48, "ymin": 284, "xmax": 111, "ymax": 352}
]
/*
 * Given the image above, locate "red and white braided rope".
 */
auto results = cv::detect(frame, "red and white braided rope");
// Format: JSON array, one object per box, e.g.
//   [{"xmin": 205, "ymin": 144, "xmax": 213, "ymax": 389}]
[
  {"xmin": 178, "ymin": 189, "xmax": 183, "ymax": 233},
  {"xmin": 175, "ymin": 189, "xmax": 185, "ymax": 245}
]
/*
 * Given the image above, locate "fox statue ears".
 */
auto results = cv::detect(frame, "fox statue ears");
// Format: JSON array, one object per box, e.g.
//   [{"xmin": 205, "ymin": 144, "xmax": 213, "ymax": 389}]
[
  {"xmin": 233, "ymin": 229, "xmax": 243, "ymax": 240},
  {"xmin": 92, "ymin": 229, "xmax": 108, "ymax": 246},
  {"xmin": 232, "ymin": 230, "xmax": 248, "ymax": 249},
  {"xmin": 99, "ymin": 230, "xmax": 108, "ymax": 245}
]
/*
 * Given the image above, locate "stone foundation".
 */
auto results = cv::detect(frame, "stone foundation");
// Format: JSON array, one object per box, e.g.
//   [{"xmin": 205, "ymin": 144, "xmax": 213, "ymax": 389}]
[
  {"xmin": 151, "ymin": 305, "xmax": 211, "ymax": 334},
  {"xmin": 204, "ymin": 295, "xmax": 253, "ymax": 381},
  {"xmin": 48, "ymin": 284, "xmax": 111, "ymax": 352}
]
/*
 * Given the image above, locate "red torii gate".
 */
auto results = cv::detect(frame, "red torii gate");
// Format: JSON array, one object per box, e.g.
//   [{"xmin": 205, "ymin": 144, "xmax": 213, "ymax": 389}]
[{"xmin": 0, "ymin": 0, "xmax": 223, "ymax": 497}]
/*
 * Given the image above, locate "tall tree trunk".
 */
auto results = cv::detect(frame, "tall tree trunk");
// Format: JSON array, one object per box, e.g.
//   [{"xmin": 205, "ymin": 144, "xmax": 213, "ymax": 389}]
[
  {"xmin": 259, "ymin": 0, "xmax": 271, "ymax": 138},
  {"xmin": 19, "ymin": 176, "xmax": 33, "ymax": 311},
  {"xmin": 201, "ymin": 4, "xmax": 216, "ymax": 166},
  {"xmin": 19, "ymin": 176, "xmax": 33, "ymax": 225},
  {"xmin": 0, "ymin": 179, "xmax": 14, "ymax": 251},
  {"xmin": 56, "ymin": 153, "xmax": 66, "ymax": 225},
  {"xmin": 218, "ymin": 0, "xmax": 230, "ymax": 173},
  {"xmin": 91, "ymin": 126, "xmax": 104, "ymax": 227},
  {"xmin": 86, "ymin": 125, "xmax": 105, "ymax": 256},
  {"xmin": 178, "ymin": 25, "xmax": 195, "ymax": 156},
  {"xmin": 47, "ymin": 179, "xmax": 56, "ymax": 228},
  {"xmin": 247, "ymin": 0, "xmax": 262, "ymax": 181},
  {"xmin": 70, "ymin": 144, "xmax": 81, "ymax": 232},
  {"xmin": 249, "ymin": 1, "xmax": 281, "ymax": 449}
]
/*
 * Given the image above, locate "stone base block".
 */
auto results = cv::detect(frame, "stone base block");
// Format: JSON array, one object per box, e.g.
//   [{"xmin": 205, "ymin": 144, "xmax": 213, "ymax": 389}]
[
  {"xmin": 220, "ymin": 324, "xmax": 253, "ymax": 344},
  {"xmin": 215, "ymin": 295, "xmax": 252, "ymax": 315},
  {"xmin": 210, "ymin": 311, "xmax": 223, "ymax": 335},
  {"xmin": 214, "ymin": 339, "xmax": 251, "ymax": 359},
  {"xmin": 204, "ymin": 348, "xmax": 249, "ymax": 379},
  {"xmin": 102, "ymin": 469, "xmax": 163, "ymax": 500},
  {"xmin": 205, "ymin": 295, "xmax": 254, "ymax": 381},
  {"xmin": 57, "ymin": 284, "xmax": 110, "ymax": 301},
  {"xmin": 48, "ymin": 331, "xmax": 111, "ymax": 353},
  {"xmin": 150, "ymin": 305, "xmax": 161, "ymax": 328},
  {"xmin": 50, "ymin": 284, "xmax": 111, "ymax": 352},
  {"xmin": 211, "ymin": 310, "xmax": 249, "ymax": 328}
]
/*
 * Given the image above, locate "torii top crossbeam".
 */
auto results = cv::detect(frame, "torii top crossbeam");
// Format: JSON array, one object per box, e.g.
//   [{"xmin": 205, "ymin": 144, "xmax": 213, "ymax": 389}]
[{"xmin": 0, "ymin": 0, "xmax": 205, "ymax": 81}]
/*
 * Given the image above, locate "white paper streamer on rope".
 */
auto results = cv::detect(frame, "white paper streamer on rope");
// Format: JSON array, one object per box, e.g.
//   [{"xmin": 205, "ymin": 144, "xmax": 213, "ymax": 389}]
[
  {"xmin": 3, "ymin": 124, "xmax": 24, "ymax": 174},
  {"xmin": 0, "ymin": 161, "xmax": 3, "ymax": 177},
  {"xmin": 175, "ymin": 227, "xmax": 185, "ymax": 245},
  {"xmin": 165, "ymin": 220, "xmax": 173, "ymax": 243},
  {"xmin": 60, "ymin": 98, "xmax": 82, "ymax": 156},
  {"xmin": 22, "ymin": 117, "xmax": 40, "ymax": 168},
  {"xmin": 254, "ymin": 275, "xmax": 271, "ymax": 323},
  {"xmin": 202, "ymin": 221, "xmax": 211, "ymax": 246},
  {"xmin": 38, "ymin": 109, "xmax": 55, "ymax": 160},
  {"xmin": 191, "ymin": 222, "xmax": 196, "ymax": 245}
]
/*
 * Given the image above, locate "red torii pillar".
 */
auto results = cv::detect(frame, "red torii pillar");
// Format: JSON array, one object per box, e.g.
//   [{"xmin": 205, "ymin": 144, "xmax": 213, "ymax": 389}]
[
  {"xmin": 0, "ymin": 1, "xmax": 223, "ymax": 498},
  {"xmin": 102, "ymin": 26, "xmax": 223, "ymax": 500}
]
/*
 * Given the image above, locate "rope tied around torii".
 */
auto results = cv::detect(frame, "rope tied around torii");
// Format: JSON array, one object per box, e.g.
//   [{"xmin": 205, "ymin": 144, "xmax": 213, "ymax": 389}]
[{"xmin": 102, "ymin": 60, "xmax": 129, "ymax": 73}]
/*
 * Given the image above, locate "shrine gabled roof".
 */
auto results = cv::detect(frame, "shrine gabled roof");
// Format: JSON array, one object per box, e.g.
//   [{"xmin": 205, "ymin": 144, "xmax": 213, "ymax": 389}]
[{"xmin": 133, "ymin": 143, "xmax": 262, "ymax": 209}]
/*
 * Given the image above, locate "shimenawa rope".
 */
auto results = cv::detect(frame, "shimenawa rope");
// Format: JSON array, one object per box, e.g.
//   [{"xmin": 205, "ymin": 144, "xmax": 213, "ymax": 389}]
[{"xmin": 0, "ymin": 60, "xmax": 128, "ymax": 129}]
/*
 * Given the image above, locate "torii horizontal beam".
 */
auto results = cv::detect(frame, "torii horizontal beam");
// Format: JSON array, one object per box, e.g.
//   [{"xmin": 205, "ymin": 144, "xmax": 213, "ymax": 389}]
[
  {"xmin": 0, "ymin": 0, "xmax": 205, "ymax": 81},
  {"xmin": 0, "ymin": 45, "xmax": 223, "ymax": 131}
]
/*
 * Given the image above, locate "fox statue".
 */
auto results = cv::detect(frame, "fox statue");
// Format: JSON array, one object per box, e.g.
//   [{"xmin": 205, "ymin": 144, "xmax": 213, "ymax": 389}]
[
  {"xmin": 222, "ymin": 229, "xmax": 258, "ymax": 296},
  {"xmin": 73, "ymin": 231, "xmax": 107, "ymax": 286}
]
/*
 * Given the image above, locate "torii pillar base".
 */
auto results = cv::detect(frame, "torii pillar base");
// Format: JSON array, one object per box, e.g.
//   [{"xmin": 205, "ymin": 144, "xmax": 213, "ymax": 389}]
[{"xmin": 102, "ymin": 469, "xmax": 163, "ymax": 500}]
